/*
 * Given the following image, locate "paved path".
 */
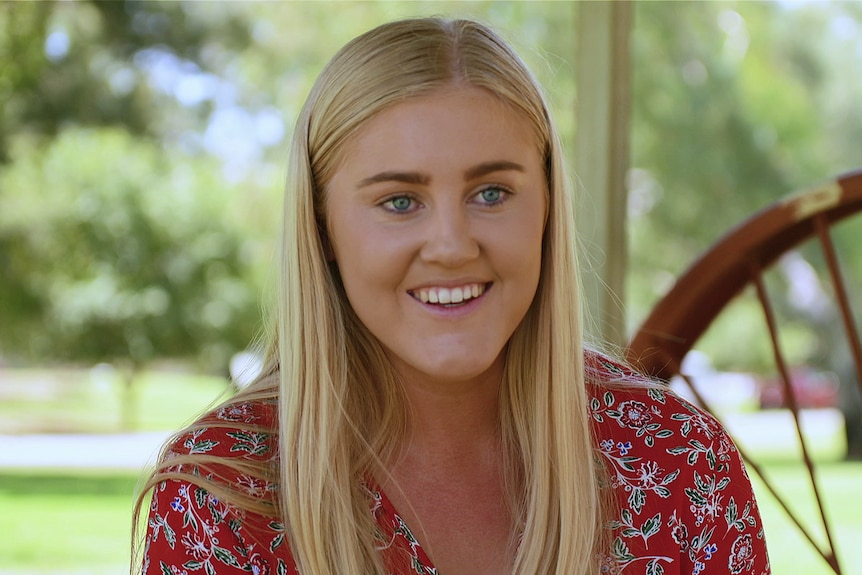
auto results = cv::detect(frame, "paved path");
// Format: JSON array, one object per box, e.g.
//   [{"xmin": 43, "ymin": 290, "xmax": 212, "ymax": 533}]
[
  {"xmin": 0, "ymin": 432, "xmax": 171, "ymax": 471},
  {"xmin": 0, "ymin": 409, "xmax": 845, "ymax": 472}
]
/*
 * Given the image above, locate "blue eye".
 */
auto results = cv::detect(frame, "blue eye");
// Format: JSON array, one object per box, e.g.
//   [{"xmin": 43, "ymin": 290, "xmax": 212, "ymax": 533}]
[
  {"xmin": 480, "ymin": 187, "xmax": 501, "ymax": 203},
  {"xmin": 383, "ymin": 195, "xmax": 414, "ymax": 213},
  {"xmin": 476, "ymin": 186, "xmax": 508, "ymax": 205}
]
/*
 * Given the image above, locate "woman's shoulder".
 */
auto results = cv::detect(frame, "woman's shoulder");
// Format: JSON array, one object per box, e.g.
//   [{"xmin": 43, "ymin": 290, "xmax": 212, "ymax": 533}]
[
  {"xmin": 586, "ymin": 377, "xmax": 731, "ymax": 456},
  {"xmin": 584, "ymin": 347, "xmax": 754, "ymax": 521},
  {"xmin": 143, "ymin": 397, "xmax": 292, "ymax": 575},
  {"xmin": 587, "ymin": 352, "xmax": 770, "ymax": 574},
  {"xmin": 162, "ymin": 397, "xmax": 279, "ymax": 463},
  {"xmin": 585, "ymin": 349, "xmax": 734, "ymax": 458},
  {"xmin": 584, "ymin": 349, "xmax": 732, "ymax": 452},
  {"xmin": 584, "ymin": 348, "xmax": 652, "ymax": 386}
]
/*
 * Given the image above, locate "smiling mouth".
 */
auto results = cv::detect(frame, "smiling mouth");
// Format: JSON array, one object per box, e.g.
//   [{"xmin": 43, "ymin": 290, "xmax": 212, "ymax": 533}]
[{"xmin": 409, "ymin": 283, "xmax": 489, "ymax": 306}]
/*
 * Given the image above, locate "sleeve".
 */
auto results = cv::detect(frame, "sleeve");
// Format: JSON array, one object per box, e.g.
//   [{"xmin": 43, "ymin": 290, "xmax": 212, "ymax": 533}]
[
  {"xmin": 142, "ymin": 478, "xmax": 250, "ymax": 575},
  {"xmin": 140, "ymin": 407, "xmax": 293, "ymax": 575},
  {"xmin": 592, "ymin": 385, "xmax": 771, "ymax": 575},
  {"xmin": 668, "ymin": 403, "xmax": 771, "ymax": 575}
]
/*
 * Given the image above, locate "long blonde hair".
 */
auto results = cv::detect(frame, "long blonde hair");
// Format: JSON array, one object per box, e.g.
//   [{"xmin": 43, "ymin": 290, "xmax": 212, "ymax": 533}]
[{"xmin": 135, "ymin": 17, "xmax": 599, "ymax": 575}]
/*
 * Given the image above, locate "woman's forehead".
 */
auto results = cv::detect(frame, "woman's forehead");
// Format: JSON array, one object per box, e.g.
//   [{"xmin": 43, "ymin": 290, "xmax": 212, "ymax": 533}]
[{"xmin": 330, "ymin": 89, "xmax": 540, "ymax": 184}]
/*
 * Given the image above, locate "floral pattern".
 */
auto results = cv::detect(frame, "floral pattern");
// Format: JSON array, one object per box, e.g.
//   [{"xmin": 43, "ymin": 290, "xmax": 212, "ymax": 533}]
[{"xmin": 142, "ymin": 352, "xmax": 770, "ymax": 574}]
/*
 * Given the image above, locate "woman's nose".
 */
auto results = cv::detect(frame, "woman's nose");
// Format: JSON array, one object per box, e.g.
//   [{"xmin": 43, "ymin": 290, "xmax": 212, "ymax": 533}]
[{"xmin": 419, "ymin": 205, "xmax": 480, "ymax": 267}]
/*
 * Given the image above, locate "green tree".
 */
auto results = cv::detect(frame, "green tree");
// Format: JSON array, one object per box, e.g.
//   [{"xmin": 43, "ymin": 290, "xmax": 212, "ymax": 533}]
[
  {"xmin": 0, "ymin": 127, "xmax": 260, "ymax": 368},
  {"xmin": 0, "ymin": 128, "xmax": 264, "ymax": 431},
  {"xmin": 3, "ymin": 0, "xmax": 861, "ymax": 386},
  {"xmin": 627, "ymin": 1, "xmax": 862, "ymax": 347},
  {"xmin": 0, "ymin": 1, "xmax": 580, "ymax": 376},
  {"xmin": 0, "ymin": 1, "xmax": 252, "ymax": 162}
]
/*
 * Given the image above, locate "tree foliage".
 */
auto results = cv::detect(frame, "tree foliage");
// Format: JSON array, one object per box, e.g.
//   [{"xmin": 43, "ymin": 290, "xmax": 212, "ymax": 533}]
[
  {"xmin": 0, "ymin": 128, "xmax": 260, "ymax": 370},
  {"xmin": 626, "ymin": 1, "xmax": 862, "ymax": 372},
  {"xmin": 1, "ymin": 1, "xmax": 860, "ymax": 375}
]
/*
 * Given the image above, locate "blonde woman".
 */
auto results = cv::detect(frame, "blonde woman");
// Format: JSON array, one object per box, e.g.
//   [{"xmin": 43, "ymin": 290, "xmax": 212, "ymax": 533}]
[{"xmin": 135, "ymin": 18, "xmax": 769, "ymax": 575}]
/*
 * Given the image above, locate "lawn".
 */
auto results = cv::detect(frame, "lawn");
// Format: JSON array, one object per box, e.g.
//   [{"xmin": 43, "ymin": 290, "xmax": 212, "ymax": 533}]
[
  {"xmin": 1, "ymin": 463, "xmax": 860, "ymax": 575},
  {"xmin": 0, "ymin": 368, "xmax": 859, "ymax": 574},
  {"xmin": 0, "ymin": 472, "xmax": 140, "ymax": 575},
  {"xmin": 752, "ymin": 462, "xmax": 862, "ymax": 574}
]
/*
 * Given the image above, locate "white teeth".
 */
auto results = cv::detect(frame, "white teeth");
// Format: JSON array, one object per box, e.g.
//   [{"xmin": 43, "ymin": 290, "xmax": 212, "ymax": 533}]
[
  {"xmin": 451, "ymin": 287, "xmax": 464, "ymax": 303},
  {"xmin": 413, "ymin": 283, "xmax": 486, "ymax": 306}
]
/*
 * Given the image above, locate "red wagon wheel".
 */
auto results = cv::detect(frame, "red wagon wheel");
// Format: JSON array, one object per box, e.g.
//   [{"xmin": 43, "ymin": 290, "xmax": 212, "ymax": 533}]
[{"xmin": 627, "ymin": 168, "xmax": 862, "ymax": 574}]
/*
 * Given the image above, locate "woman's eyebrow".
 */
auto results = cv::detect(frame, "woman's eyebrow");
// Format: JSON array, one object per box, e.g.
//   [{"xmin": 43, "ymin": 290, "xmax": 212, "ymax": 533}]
[
  {"xmin": 358, "ymin": 171, "xmax": 430, "ymax": 188},
  {"xmin": 357, "ymin": 160, "xmax": 525, "ymax": 188},
  {"xmin": 464, "ymin": 160, "xmax": 525, "ymax": 180}
]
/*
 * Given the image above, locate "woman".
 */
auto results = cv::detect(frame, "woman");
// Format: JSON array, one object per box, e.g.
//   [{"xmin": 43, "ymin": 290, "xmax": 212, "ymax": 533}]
[{"xmin": 135, "ymin": 18, "xmax": 770, "ymax": 575}]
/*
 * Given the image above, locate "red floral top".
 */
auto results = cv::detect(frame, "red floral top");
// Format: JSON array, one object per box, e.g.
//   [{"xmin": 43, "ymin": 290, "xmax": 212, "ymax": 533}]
[{"xmin": 141, "ymin": 353, "xmax": 770, "ymax": 575}]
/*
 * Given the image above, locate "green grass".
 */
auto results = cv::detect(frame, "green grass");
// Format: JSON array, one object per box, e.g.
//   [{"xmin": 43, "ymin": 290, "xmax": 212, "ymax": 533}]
[
  {"xmin": 0, "ymin": 472, "xmax": 140, "ymax": 575},
  {"xmin": 751, "ymin": 462, "xmax": 862, "ymax": 575},
  {"xmin": 1, "ymin": 369, "xmax": 858, "ymax": 573},
  {"xmin": 1, "ymin": 464, "xmax": 860, "ymax": 575},
  {"xmin": 132, "ymin": 370, "xmax": 235, "ymax": 431}
]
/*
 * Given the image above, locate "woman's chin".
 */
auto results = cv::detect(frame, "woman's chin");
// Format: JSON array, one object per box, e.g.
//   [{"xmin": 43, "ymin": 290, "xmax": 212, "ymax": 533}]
[{"xmin": 388, "ymin": 350, "xmax": 507, "ymax": 389}]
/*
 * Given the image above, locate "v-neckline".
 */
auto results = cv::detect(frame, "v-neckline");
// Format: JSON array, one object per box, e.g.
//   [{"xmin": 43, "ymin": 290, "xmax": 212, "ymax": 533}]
[{"xmin": 367, "ymin": 477, "xmax": 439, "ymax": 572}]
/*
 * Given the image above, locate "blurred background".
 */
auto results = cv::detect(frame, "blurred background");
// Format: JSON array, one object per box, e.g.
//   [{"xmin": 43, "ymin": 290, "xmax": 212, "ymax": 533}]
[{"xmin": 0, "ymin": 1, "xmax": 860, "ymax": 574}]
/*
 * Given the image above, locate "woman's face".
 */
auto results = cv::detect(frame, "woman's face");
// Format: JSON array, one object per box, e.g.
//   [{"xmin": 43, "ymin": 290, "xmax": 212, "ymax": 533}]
[{"xmin": 325, "ymin": 86, "xmax": 547, "ymax": 388}]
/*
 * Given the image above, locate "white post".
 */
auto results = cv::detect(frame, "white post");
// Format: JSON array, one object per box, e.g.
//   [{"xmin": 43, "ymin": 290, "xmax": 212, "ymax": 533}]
[{"xmin": 574, "ymin": 0, "xmax": 632, "ymax": 348}]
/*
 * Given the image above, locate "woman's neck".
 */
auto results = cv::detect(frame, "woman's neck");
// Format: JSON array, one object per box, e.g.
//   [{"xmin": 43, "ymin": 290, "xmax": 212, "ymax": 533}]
[
  {"xmin": 380, "ymin": 364, "xmax": 514, "ymax": 575},
  {"xmin": 396, "ymin": 359, "xmax": 504, "ymax": 464}
]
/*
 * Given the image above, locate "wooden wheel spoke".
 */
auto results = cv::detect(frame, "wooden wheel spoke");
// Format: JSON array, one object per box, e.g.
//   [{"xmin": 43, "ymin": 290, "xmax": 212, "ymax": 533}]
[{"xmin": 627, "ymin": 168, "xmax": 862, "ymax": 574}]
